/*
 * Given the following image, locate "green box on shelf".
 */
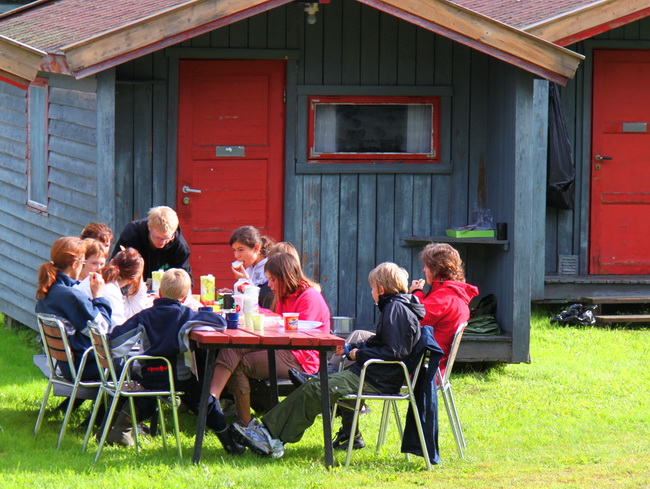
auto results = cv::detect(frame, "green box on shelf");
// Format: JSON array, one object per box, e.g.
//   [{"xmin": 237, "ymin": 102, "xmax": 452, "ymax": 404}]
[{"xmin": 446, "ymin": 229, "xmax": 495, "ymax": 238}]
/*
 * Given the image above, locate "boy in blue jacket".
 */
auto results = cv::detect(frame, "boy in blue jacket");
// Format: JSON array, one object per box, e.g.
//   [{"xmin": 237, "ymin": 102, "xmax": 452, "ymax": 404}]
[
  {"xmin": 105, "ymin": 268, "xmax": 243, "ymax": 454},
  {"xmin": 232, "ymin": 262, "xmax": 425, "ymax": 458}
]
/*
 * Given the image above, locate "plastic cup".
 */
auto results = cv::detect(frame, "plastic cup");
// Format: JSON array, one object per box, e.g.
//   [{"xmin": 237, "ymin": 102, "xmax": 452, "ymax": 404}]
[
  {"xmin": 226, "ymin": 312, "xmax": 239, "ymax": 330},
  {"xmin": 222, "ymin": 293, "xmax": 234, "ymax": 309},
  {"xmin": 252, "ymin": 313, "xmax": 264, "ymax": 331},
  {"xmin": 283, "ymin": 312, "xmax": 299, "ymax": 331},
  {"xmin": 244, "ymin": 312, "xmax": 254, "ymax": 329}
]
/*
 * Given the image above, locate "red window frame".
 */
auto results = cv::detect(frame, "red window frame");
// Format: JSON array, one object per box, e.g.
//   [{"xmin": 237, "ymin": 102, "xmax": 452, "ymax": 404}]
[{"xmin": 308, "ymin": 95, "xmax": 440, "ymax": 163}]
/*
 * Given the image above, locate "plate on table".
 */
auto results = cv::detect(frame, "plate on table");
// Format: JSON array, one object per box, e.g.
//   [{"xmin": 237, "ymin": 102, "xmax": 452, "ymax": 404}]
[{"xmin": 297, "ymin": 320, "xmax": 322, "ymax": 330}]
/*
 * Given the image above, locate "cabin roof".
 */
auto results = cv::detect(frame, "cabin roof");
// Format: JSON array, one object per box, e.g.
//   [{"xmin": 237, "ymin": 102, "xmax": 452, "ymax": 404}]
[
  {"xmin": 0, "ymin": 0, "xmax": 583, "ymax": 86},
  {"xmin": 451, "ymin": 0, "xmax": 650, "ymax": 46}
]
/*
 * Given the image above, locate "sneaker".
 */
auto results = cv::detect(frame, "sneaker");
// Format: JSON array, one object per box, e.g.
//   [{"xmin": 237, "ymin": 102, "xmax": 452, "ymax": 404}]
[
  {"xmin": 332, "ymin": 427, "xmax": 365, "ymax": 450},
  {"xmin": 231, "ymin": 420, "xmax": 284, "ymax": 459}
]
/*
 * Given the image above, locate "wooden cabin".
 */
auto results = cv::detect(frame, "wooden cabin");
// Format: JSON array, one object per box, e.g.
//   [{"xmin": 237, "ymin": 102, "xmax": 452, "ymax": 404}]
[
  {"xmin": 0, "ymin": 0, "xmax": 583, "ymax": 363},
  {"xmin": 454, "ymin": 0, "xmax": 650, "ymax": 323}
]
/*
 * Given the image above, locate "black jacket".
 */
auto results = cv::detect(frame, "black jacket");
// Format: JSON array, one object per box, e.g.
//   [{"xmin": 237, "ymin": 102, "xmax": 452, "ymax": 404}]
[
  {"xmin": 112, "ymin": 219, "xmax": 193, "ymax": 284},
  {"xmin": 349, "ymin": 293, "xmax": 425, "ymax": 394},
  {"xmin": 401, "ymin": 325, "xmax": 444, "ymax": 464}
]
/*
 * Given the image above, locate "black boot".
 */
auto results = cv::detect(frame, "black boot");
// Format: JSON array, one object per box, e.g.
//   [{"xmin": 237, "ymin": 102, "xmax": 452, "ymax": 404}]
[
  {"xmin": 216, "ymin": 427, "xmax": 246, "ymax": 455},
  {"xmin": 288, "ymin": 368, "xmax": 318, "ymax": 387}
]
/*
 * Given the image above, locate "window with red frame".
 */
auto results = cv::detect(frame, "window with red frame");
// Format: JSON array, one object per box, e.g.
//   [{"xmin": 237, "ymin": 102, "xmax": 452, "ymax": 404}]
[{"xmin": 308, "ymin": 95, "xmax": 440, "ymax": 162}]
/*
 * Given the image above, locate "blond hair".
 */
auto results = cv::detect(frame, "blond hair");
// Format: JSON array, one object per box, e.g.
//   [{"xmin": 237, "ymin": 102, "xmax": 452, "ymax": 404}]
[
  {"xmin": 160, "ymin": 268, "xmax": 191, "ymax": 301},
  {"xmin": 419, "ymin": 243, "xmax": 465, "ymax": 282},
  {"xmin": 147, "ymin": 206, "xmax": 179, "ymax": 235},
  {"xmin": 368, "ymin": 262, "xmax": 409, "ymax": 295}
]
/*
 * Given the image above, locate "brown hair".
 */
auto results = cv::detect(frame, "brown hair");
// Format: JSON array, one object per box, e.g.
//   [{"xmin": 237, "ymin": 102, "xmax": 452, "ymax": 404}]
[
  {"xmin": 419, "ymin": 243, "xmax": 465, "ymax": 282},
  {"xmin": 83, "ymin": 238, "xmax": 108, "ymax": 261},
  {"xmin": 368, "ymin": 262, "xmax": 409, "ymax": 295},
  {"xmin": 264, "ymin": 253, "xmax": 311, "ymax": 301},
  {"xmin": 266, "ymin": 243, "xmax": 321, "ymax": 293},
  {"xmin": 160, "ymin": 268, "xmax": 191, "ymax": 301},
  {"xmin": 36, "ymin": 236, "xmax": 86, "ymax": 300},
  {"xmin": 229, "ymin": 226, "xmax": 275, "ymax": 257},
  {"xmin": 80, "ymin": 222, "xmax": 113, "ymax": 249},
  {"xmin": 101, "ymin": 247, "xmax": 144, "ymax": 297}
]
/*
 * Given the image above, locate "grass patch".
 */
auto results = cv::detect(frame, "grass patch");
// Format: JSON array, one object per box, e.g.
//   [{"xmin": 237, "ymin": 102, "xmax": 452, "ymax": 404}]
[{"xmin": 0, "ymin": 312, "xmax": 648, "ymax": 488}]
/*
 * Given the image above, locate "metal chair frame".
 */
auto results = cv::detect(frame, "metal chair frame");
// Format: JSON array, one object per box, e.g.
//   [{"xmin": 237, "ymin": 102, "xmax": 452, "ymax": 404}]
[
  {"xmin": 436, "ymin": 321, "xmax": 467, "ymax": 458},
  {"xmin": 82, "ymin": 324, "xmax": 182, "ymax": 462},
  {"xmin": 34, "ymin": 313, "xmax": 101, "ymax": 449},
  {"xmin": 336, "ymin": 354, "xmax": 431, "ymax": 469}
]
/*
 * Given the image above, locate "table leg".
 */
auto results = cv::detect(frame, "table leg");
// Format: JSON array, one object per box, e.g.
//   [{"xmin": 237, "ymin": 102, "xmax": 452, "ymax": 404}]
[
  {"xmin": 319, "ymin": 347, "xmax": 334, "ymax": 468},
  {"xmin": 192, "ymin": 347, "xmax": 216, "ymax": 464},
  {"xmin": 267, "ymin": 349, "xmax": 279, "ymax": 407}
]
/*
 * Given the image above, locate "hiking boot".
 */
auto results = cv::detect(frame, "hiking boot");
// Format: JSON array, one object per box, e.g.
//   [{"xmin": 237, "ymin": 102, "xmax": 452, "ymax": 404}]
[
  {"xmin": 215, "ymin": 427, "xmax": 246, "ymax": 455},
  {"xmin": 288, "ymin": 368, "xmax": 318, "ymax": 387},
  {"xmin": 332, "ymin": 427, "xmax": 365, "ymax": 450},
  {"xmin": 105, "ymin": 407, "xmax": 135, "ymax": 447},
  {"xmin": 231, "ymin": 420, "xmax": 284, "ymax": 458}
]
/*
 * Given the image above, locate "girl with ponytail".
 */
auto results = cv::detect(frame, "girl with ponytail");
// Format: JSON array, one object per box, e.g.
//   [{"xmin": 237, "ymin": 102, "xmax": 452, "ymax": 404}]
[{"xmin": 35, "ymin": 236, "xmax": 112, "ymax": 380}]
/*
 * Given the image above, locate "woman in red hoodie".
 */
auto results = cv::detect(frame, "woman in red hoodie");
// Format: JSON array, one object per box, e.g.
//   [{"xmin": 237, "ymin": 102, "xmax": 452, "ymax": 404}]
[{"xmin": 409, "ymin": 243, "xmax": 479, "ymax": 377}]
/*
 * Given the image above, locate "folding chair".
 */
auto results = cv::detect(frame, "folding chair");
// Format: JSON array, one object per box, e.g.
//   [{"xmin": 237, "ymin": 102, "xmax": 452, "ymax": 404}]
[
  {"xmin": 34, "ymin": 313, "xmax": 101, "ymax": 449},
  {"xmin": 337, "ymin": 353, "xmax": 432, "ymax": 470},
  {"xmin": 436, "ymin": 321, "xmax": 467, "ymax": 458},
  {"xmin": 82, "ymin": 324, "xmax": 182, "ymax": 462}
]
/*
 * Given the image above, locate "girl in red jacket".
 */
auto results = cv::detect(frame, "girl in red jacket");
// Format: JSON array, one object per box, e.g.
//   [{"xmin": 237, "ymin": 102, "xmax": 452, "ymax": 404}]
[{"xmin": 409, "ymin": 243, "xmax": 478, "ymax": 376}]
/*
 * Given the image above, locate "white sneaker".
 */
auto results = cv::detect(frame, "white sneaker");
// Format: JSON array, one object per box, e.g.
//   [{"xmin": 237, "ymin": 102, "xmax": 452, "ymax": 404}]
[{"xmin": 231, "ymin": 420, "xmax": 284, "ymax": 459}]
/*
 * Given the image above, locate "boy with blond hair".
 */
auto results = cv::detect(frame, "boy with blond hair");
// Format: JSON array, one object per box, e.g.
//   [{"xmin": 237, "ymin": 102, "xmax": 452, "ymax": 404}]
[
  {"xmin": 232, "ymin": 262, "xmax": 425, "ymax": 458},
  {"xmin": 111, "ymin": 206, "xmax": 193, "ymax": 284},
  {"xmin": 106, "ymin": 269, "xmax": 243, "ymax": 454}
]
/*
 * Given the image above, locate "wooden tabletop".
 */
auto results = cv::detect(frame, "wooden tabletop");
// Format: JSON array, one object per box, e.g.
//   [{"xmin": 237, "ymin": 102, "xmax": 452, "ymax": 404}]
[{"xmin": 190, "ymin": 325, "xmax": 345, "ymax": 348}]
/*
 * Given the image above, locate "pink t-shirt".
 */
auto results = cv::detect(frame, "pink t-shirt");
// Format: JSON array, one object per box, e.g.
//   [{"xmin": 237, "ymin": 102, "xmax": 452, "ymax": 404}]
[{"xmin": 275, "ymin": 285, "xmax": 331, "ymax": 374}]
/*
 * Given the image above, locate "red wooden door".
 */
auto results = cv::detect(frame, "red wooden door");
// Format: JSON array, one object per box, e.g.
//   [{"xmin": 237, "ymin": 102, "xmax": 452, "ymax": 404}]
[
  {"xmin": 590, "ymin": 50, "xmax": 650, "ymax": 274},
  {"xmin": 177, "ymin": 60, "xmax": 285, "ymax": 289}
]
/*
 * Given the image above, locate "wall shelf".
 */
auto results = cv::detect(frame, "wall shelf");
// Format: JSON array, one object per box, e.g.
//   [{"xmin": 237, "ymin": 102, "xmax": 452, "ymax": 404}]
[{"xmin": 401, "ymin": 235, "xmax": 510, "ymax": 251}]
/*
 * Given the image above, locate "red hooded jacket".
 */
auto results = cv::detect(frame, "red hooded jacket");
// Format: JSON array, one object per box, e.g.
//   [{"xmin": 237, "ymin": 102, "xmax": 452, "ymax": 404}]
[{"xmin": 413, "ymin": 281, "xmax": 479, "ymax": 376}]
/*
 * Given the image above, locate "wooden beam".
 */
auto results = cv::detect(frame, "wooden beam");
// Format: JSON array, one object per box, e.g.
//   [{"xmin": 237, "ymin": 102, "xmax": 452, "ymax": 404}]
[
  {"xmin": 525, "ymin": 0, "xmax": 650, "ymax": 46},
  {"xmin": 0, "ymin": 35, "xmax": 44, "ymax": 82},
  {"xmin": 61, "ymin": 0, "xmax": 293, "ymax": 78},
  {"xmin": 356, "ymin": 0, "xmax": 584, "ymax": 85}
]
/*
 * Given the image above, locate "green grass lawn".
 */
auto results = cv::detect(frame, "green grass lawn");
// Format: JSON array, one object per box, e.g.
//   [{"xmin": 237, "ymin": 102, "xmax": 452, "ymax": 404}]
[{"xmin": 0, "ymin": 312, "xmax": 648, "ymax": 489}]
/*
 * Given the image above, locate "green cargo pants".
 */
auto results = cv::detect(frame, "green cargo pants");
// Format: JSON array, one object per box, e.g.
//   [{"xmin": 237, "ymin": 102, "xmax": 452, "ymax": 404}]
[{"xmin": 261, "ymin": 369, "xmax": 380, "ymax": 444}]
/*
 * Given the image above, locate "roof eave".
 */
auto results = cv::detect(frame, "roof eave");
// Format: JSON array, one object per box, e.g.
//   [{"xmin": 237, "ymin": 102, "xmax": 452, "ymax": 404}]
[
  {"xmin": 525, "ymin": 0, "xmax": 650, "ymax": 46},
  {"xmin": 0, "ymin": 34, "xmax": 45, "ymax": 83},
  {"xmin": 60, "ymin": 0, "xmax": 293, "ymax": 79},
  {"xmin": 358, "ymin": 0, "xmax": 584, "ymax": 85}
]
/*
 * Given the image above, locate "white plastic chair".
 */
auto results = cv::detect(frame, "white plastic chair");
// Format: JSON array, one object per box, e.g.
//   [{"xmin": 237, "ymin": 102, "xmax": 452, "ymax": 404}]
[
  {"xmin": 436, "ymin": 322, "xmax": 467, "ymax": 458},
  {"xmin": 82, "ymin": 324, "xmax": 182, "ymax": 462},
  {"xmin": 336, "ymin": 353, "xmax": 432, "ymax": 469},
  {"xmin": 34, "ymin": 313, "xmax": 101, "ymax": 449}
]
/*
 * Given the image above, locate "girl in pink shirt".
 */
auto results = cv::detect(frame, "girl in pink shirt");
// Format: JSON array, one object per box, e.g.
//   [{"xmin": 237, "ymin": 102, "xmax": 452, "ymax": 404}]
[{"xmin": 211, "ymin": 252, "xmax": 330, "ymax": 427}]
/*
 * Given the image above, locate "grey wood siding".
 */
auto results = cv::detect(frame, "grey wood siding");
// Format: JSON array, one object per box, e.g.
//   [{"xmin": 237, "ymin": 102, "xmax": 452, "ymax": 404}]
[
  {"xmin": 113, "ymin": 0, "xmax": 524, "ymax": 339},
  {"xmin": 546, "ymin": 16, "xmax": 650, "ymax": 276},
  {"xmin": 0, "ymin": 74, "xmax": 107, "ymax": 327}
]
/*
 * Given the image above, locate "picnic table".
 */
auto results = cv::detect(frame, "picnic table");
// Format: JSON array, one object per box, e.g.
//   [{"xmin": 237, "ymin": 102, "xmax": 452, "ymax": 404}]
[{"xmin": 190, "ymin": 322, "xmax": 345, "ymax": 467}]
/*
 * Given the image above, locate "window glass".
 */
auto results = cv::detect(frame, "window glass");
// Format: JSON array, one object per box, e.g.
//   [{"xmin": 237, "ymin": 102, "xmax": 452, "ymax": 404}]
[
  {"xmin": 309, "ymin": 96, "xmax": 439, "ymax": 162},
  {"xmin": 28, "ymin": 79, "xmax": 48, "ymax": 208}
]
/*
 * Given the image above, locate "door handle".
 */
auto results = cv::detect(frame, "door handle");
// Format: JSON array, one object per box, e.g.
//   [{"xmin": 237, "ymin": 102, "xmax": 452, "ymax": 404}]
[
  {"xmin": 182, "ymin": 185, "xmax": 202, "ymax": 194},
  {"xmin": 594, "ymin": 155, "xmax": 613, "ymax": 161}
]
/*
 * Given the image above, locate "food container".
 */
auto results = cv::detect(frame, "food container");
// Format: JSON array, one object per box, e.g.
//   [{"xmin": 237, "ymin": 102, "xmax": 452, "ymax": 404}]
[
  {"xmin": 151, "ymin": 270, "xmax": 164, "ymax": 294},
  {"xmin": 331, "ymin": 316, "xmax": 354, "ymax": 334},
  {"xmin": 200, "ymin": 274, "xmax": 216, "ymax": 304},
  {"xmin": 283, "ymin": 312, "xmax": 300, "ymax": 331}
]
